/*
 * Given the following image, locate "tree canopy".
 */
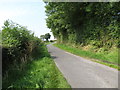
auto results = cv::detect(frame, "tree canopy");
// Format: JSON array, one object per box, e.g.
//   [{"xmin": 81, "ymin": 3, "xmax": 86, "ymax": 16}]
[
  {"xmin": 40, "ymin": 35, "xmax": 45, "ymax": 41},
  {"xmin": 44, "ymin": 33, "xmax": 51, "ymax": 41},
  {"xmin": 40, "ymin": 33, "xmax": 51, "ymax": 41},
  {"xmin": 45, "ymin": 2, "xmax": 120, "ymax": 48}
]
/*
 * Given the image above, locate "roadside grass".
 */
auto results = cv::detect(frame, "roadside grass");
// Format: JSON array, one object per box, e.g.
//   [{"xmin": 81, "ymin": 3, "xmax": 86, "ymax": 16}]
[
  {"xmin": 3, "ymin": 46, "xmax": 71, "ymax": 89},
  {"xmin": 44, "ymin": 41, "xmax": 52, "ymax": 45},
  {"xmin": 54, "ymin": 43, "xmax": 119, "ymax": 70}
]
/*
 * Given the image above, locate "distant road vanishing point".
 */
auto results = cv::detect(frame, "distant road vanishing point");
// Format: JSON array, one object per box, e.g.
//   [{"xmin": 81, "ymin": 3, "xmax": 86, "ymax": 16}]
[{"xmin": 47, "ymin": 44, "xmax": 119, "ymax": 88}]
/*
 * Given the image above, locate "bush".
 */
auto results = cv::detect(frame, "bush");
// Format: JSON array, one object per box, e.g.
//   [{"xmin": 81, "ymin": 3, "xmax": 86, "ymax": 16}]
[
  {"xmin": 49, "ymin": 40, "xmax": 52, "ymax": 42},
  {"xmin": 2, "ymin": 20, "xmax": 43, "ymax": 75}
]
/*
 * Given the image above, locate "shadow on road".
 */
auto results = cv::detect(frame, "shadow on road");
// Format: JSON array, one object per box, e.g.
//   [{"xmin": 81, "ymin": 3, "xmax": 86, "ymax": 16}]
[
  {"xmin": 51, "ymin": 56, "xmax": 57, "ymax": 59},
  {"xmin": 48, "ymin": 51, "xmax": 51, "ymax": 53}
]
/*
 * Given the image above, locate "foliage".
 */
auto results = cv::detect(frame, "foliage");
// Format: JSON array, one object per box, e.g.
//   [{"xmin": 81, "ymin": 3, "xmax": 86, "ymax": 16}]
[
  {"xmin": 40, "ymin": 35, "xmax": 45, "ymax": 41},
  {"xmin": 0, "ymin": 30, "xmax": 2, "ymax": 45},
  {"xmin": 2, "ymin": 20, "xmax": 70, "ymax": 88},
  {"xmin": 2, "ymin": 20, "xmax": 44, "ymax": 75},
  {"xmin": 40, "ymin": 33, "xmax": 51, "ymax": 41},
  {"xmin": 44, "ymin": 33, "xmax": 51, "ymax": 41},
  {"xmin": 45, "ymin": 2, "xmax": 120, "ymax": 48},
  {"xmin": 3, "ymin": 45, "xmax": 70, "ymax": 88}
]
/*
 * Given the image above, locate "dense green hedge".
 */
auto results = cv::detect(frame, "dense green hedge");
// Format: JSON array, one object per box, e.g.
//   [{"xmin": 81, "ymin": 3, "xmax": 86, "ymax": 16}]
[
  {"xmin": 45, "ymin": 2, "xmax": 119, "ymax": 49},
  {"xmin": 2, "ymin": 20, "xmax": 44, "ymax": 75}
]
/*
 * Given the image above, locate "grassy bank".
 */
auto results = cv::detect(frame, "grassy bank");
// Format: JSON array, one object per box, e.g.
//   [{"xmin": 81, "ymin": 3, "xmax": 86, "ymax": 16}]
[
  {"xmin": 54, "ymin": 43, "xmax": 119, "ymax": 70},
  {"xmin": 3, "ymin": 46, "xmax": 71, "ymax": 89}
]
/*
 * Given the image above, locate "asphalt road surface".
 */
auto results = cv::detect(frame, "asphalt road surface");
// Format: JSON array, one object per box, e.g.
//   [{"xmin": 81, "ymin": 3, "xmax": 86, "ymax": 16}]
[{"xmin": 47, "ymin": 44, "xmax": 119, "ymax": 88}]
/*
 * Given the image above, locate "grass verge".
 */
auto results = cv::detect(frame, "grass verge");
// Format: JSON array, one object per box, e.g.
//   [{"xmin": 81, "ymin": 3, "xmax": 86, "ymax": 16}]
[
  {"xmin": 54, "ymin": 43, "xmax": 119, "ymax": 70},
  {"xmin": 44, "ymin": 41, "xmax": 52, "ymax": 45},
  {"xmin": 3, "ymin": 46, "xmax": 71, "ymax": 89}
]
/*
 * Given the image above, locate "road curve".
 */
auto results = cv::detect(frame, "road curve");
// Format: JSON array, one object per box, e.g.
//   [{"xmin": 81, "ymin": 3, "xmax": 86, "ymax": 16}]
[{"xmin": 47, "ymin": 44, "xmax": 118, "ymax": 88}]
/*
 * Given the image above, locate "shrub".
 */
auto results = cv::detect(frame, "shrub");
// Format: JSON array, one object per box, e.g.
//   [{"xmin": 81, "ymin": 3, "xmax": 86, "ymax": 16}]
[{"xmin": 2, "ymin": 20, "xmax": 43, "ymax": 75}]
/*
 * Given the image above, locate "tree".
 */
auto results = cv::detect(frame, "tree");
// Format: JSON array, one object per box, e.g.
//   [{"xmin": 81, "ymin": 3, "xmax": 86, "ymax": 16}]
[
  {"xmin": 44, "ymin": 33, "xmax": 51, "ymax": 41},
  {"xmin": 40, "ymin": 35, "xmax": 45, "ymax": 41},
  {"xmin": 45, "ymin": 2, "xmax": 119, "ymax": 48}
]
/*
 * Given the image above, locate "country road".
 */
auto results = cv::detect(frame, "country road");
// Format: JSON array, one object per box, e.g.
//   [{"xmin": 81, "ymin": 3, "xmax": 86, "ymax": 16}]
[{"xmin": 47, "ymin": 44, "xmax": 119, "ymax": 88}]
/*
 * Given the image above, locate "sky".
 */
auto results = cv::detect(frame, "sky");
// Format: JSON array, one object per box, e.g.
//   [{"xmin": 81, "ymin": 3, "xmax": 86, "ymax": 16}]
[{"xmin": 0, "ymin": 0, "xmax": 54, "ymax": 40}]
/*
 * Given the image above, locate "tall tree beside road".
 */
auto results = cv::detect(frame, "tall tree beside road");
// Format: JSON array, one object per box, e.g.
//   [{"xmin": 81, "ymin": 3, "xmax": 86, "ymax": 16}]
[
  {"xmin": 45, "ymin": 2, "xmax": 120, "ymax": 48},
  {"xmin": 44, "ymin": 33, "xmax": 51, "ymax": 41}
]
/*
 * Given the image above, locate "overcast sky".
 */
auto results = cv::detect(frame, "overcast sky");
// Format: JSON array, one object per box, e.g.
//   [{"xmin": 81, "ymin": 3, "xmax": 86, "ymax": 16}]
[{"xmin": 0, "ymin": 0, "xmax": 54, "ymax": 40}]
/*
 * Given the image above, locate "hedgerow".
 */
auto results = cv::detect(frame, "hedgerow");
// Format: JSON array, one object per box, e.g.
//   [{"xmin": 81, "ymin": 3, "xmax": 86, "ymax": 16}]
[{"xmin": 2, "ymin": 20, "xmax": 44, "ymax": 75}]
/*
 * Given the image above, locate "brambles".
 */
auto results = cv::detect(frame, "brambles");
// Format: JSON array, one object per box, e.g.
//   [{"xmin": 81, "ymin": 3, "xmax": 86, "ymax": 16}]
[{"xmin": 2, "ymin": 20, "xmax": 44, "ymax": 75}]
